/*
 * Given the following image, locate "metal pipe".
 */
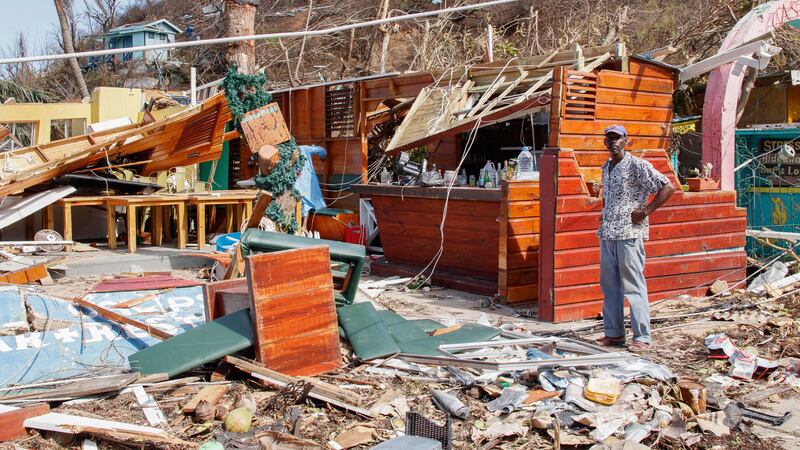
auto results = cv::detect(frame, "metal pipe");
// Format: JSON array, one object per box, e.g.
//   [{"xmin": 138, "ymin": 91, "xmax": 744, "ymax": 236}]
[{"xmin": 0, "ymin": 0, "xmax": 519, "ymax": 65}]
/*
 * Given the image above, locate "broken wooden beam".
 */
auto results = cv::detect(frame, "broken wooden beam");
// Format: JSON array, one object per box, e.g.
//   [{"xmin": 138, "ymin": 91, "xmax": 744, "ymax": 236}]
[
  {"xmin": 69, "ymin": 297, "xmax": 174, "ymax": 340},
  {"xmin": 181, "ymin": 384, "xmax": 230, "ymax": 414},
  {"xmin": 224, "ymin": 356, "xmax": 373, "ymax": 418},
  {"xmin": 0, "ymin": 263, "xmax": 49, "ymax": 285},
  {"xmin": 0, "ymin": 403, "xmax": 50, "ymax": 441},
  {"xmin": 0, "ymin": 373, "xmax": 140, "ymax": 402}
]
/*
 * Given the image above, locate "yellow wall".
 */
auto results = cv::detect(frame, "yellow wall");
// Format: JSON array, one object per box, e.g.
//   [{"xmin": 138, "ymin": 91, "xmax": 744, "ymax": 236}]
[
  {"xmin": 0, "ymin": 102, "xmax": 91, "ymax": 145},
  {"xmin": 0, "ymin": 87, "xmax": 143, "ymax": 145},
  {"xmin": 91, "ymin": 87, "xmax": 144, "ymax": 123}
]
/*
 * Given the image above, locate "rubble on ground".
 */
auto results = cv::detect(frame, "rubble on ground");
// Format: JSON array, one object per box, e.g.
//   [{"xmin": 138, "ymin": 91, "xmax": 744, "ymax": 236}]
[{"xmin": 0, "ymin": 253, "xmax": 798, "ymax": 449}]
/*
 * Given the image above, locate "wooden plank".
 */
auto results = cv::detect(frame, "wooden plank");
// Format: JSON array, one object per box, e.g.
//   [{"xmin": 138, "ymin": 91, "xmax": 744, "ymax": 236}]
[
  {"xmin": 508, "ymin": 218, "xmax": 540, "ymax": 235},
  {"xmin": 132, "ymin": 386, "xmax": 167, "ymax": 428},
  {"xmin": 561, "ymin": 136, "xmax": 670, "ymax": 152},
  {"xmin": 0, "ymin": 373, "xmax": 139, "ymax": 402},
  {"xmin": 558, "ymin": 119, "xmax": 670, "ymax": 137},
  {"xmin": 553, "ymin": 233, "xmax": 746, "ymax": 269},
  {"xmin": 594, "ymin": 103, "xmax": 673, "ymax": 122},
  {"xmin": 89, "ymin": 275, "xmax": 200, "ymax": 293},
  {"xmin": 557, "ymin": 177, "xmax": 586, "ymax": 195},
  {"xmin": 508, "ymin": 201, "xmax": 540, "ymax": 218},
  {"xmin": 181, "ymin": 385, "xmax": 230, "ymax": 414},
  {"xmin": 0, "ymin": 263, "xmax": 48, "ymax": 285},
  {"xmin": 555, "ymin": 191, "xmax": 738, "ymax": 214},
  {"xmin": 554, "ymin": 252, "xmax": 747, "ymax": 288},
  {"xmin": 505, "ymin": 267, "xmax": 539, "ymax": 286},
  {"xmin": 595, "ymin": 88, "xmax": 673, "ymax": 107},
  {"xmin": 245, "ymin": 247, "xmax": 341, "ymax": 377},
  {"xmin": 506, "ymin": 283, "xmax": 538, "ymax": 303},
  {"xmin": 224, "ymin": 356, "xmax": 366, "ymax": 412},
  {"xmin": 0, "ymin": 403, "xmax": 50, "ymax": 441},
  {"xmin": 507, "ymin": 234, "xmax": 540, "ymax": 253},
  {"xmin": 537, "ymin": 151, "xmax": 558, "ymax": 322},
  {"xmin": 627, "ymin": 59, "xmax": 678, "ymax": 80},
  {"xmin": 555, "ymin": 204, "xmax": 744, "ymax": 233},
  {"xmin": 553, "ymin": 217, "xmax": 746, "ymax": 251},
  {"xmin": 505, "ymin": 251, "xmax": 539, "ymax": 270},
  {"xmin": 597, "ymin": 71, "xmax": 674, "ymax": 93},
  {"xmin": 69, "ymin": 297, "xmax": 173, "ymax": 340},
  {"xmin": 553, "ymin": 267, "xmax": 744, "ymax": 306}
]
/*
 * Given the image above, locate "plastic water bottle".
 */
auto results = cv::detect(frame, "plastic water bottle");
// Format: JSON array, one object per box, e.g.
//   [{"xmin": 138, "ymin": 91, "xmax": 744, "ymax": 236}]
[
  {"xmin": 515, "ymin": 146, "xmax": 535, "ymax": 181},
  {"xmin": 483, "ymin": 161, "xmax": 497, "ymax": 188}
]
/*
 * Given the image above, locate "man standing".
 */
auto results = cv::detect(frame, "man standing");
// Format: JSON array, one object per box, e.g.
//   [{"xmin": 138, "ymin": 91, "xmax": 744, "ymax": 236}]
[{"xmin": 597, "ymin": 125, "xmax": 675, "ymax": 351}]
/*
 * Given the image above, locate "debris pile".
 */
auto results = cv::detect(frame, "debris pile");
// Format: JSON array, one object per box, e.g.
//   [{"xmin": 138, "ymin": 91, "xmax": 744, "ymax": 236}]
[{"xmin": 0, "ymin": 253, "xmax": 798, "ymax": 449}]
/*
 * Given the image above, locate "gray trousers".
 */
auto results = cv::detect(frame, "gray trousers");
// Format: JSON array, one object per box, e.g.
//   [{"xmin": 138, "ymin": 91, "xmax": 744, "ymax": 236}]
[{"xmin": 599, "ymin": 238, "xmax": 651, "ymax": 343}]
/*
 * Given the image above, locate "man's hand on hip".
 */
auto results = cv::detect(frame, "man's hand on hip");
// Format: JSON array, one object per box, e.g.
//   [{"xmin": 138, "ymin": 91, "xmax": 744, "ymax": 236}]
[{"xmin": 631, "ymin": 208, "xmax": 647, "ymax": 224}]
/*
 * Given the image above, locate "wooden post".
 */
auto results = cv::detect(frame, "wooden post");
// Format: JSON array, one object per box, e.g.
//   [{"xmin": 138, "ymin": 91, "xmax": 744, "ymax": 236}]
[
  {"xmin": 197, "ymin": 203, "xmax": 207, "ymax": 250},
  {"xmin": 126, "ymin": 206, "xmax": 137, "ymax": 253},
  {"xmin": 177, "ymin": 202, "xmax": 187, "ymax": 250},
  {"xmin": 106, "ymin": 204, "xmax": 117, "ymax": 250}
]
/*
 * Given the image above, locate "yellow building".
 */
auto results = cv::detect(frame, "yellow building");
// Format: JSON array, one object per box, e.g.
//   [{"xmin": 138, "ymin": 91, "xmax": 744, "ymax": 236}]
[{"xmin": 0, "ymin": 87, "xmax": 144, "ymax": 148}]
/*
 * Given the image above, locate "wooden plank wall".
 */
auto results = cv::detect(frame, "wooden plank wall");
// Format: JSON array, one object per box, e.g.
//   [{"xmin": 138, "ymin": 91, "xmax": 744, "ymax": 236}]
[
  {"xmin": 270, "ymin": 86, "xmax": 365, "ymax": 212},
  {"xmin": 539, "ymin": 61, "xmax": 747, "ymax": 322},
  {"xmin": 499, "ymin": 181, "xmax": 540, "ymax": 304},
  {"xmin": 370, "ymin": 196, "xmax": 500, "ymax": 280}
]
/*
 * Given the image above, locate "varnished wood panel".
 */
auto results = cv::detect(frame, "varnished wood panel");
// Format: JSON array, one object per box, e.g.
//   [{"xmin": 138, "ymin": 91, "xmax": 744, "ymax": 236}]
[
  {"xmin": 245, "ymin": 247, "xmax": 341, "ymax": 376},
  {"xmin": 372, "ymin": 195, "xmax": 500, "ymax": 277}
]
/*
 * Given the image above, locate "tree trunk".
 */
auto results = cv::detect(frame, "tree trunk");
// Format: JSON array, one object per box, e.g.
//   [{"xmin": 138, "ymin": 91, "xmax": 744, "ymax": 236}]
[
  {"xmin": 225, "ymin": 0, "xmax": 259, "ymax": 74},
  {"xmin": 54, "ymin": 0, "xmax": 90, "ymax": 99}
]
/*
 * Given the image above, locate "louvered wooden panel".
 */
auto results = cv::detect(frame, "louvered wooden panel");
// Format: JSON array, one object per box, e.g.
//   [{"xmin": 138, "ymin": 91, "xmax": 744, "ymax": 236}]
[
  {"xmin": 175, "ymin": 107, "xmax": 217, "ymax": 150},
  {"xmin": 325, "ymin": 84, "xmax": 355, "ymax": 138},
  {"xmin": 562, "ymin": 70, "xmax": 597, "ymax": 121}
]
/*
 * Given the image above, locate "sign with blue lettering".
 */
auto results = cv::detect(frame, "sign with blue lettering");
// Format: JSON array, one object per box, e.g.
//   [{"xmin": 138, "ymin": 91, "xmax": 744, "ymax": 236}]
[{"xmin": 0, "ymin": 285, "xmax": 205, "ymax": 387}]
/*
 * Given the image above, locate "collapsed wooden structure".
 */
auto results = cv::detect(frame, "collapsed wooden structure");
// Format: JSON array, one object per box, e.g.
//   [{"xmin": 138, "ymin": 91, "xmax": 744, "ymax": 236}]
[
  {"xmin": 342, "ymin": 45, "xmax": 746, "ymax": 322},
  {"xmin": 0, "ymin": 94, "xmax": 231, "ymax": 197}
]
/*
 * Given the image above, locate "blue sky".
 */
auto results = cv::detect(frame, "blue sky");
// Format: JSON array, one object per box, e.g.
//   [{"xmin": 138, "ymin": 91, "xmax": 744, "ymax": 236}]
[
  {"xmin": 2, "ymin": 0, "xmax": 67, "ymax": 54},
  {"xmin": 1, "ymin": 1, "xmax": 134, "ymax": 56}
]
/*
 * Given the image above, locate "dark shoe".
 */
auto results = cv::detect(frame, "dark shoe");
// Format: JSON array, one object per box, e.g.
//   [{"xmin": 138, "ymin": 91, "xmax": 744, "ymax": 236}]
[
  {"xmin": 628, "ymin": 340, "xmax": 650, "ymax": 352},
  {"xmin": 596, "ymin": 336, "xmax": 625, "ymax": 347}
]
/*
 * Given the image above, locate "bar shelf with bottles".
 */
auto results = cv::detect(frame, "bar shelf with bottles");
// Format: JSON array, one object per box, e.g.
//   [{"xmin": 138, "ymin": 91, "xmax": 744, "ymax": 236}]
[{"xmin": 349, "ymin": 147, "xmax": 541, "ymax": 297}]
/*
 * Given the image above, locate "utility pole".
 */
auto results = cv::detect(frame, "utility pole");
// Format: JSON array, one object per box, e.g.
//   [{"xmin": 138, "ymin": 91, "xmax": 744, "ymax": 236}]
[{"xmin": 225, "ymin": 0, "xmax": 260, "ymax": 74}]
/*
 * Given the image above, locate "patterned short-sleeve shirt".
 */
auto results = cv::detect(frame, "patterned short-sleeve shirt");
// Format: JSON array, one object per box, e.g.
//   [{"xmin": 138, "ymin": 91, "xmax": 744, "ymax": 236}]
[{"xmin": 598, "ymin": 153, "xmax": 670, "ymax": 241}]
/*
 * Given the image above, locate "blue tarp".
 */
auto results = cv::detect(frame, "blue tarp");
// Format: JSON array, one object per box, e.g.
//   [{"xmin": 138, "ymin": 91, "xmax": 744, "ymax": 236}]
[
  {"xmin": 295, "ymin": 145, "xmax": 327, "ymax": 216},
  {"xmin": 0, "ymin": 285, "xmax": 205, "ymax": 387}
]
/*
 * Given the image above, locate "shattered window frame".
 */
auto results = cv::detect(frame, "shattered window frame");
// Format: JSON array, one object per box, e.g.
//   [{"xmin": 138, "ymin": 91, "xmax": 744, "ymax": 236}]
[{"xmin": 0, "ymin": 122, "xmax": 36, "ymax": 151}]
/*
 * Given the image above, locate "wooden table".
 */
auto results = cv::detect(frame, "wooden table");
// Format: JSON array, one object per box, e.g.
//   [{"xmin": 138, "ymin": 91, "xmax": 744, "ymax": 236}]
[
  {"xmin": 106, "ymin": 195, "xmax": 189, "ymax": 253},
  {"xmin": 188, "ymin": 190, "xmax": 257, "ymax": 250},
  {"xmin": 56, "ymin": 196, "xmax": 110, "ymax": 250}
]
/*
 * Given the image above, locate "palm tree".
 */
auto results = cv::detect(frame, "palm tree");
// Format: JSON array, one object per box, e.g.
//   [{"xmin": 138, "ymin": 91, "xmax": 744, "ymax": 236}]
[{"xmin": 53, "ymin": 0, "xmax": 90, "ymax": 99}]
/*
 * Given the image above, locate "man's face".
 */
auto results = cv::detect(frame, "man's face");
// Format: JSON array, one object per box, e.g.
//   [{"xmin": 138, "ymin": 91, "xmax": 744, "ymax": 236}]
[{"xmin": 605, "ymin": 133, "xmax": 627, "ymax": 157}]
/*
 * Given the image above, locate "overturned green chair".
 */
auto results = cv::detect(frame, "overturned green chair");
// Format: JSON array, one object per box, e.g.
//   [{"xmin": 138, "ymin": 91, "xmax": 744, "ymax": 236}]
[{"xmin": 239, "ymin": 228, "xmax": 365, "ymax": 306}]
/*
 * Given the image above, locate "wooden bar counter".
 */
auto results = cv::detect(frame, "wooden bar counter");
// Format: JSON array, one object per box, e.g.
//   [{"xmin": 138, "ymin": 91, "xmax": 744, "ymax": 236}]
[{"xmin": 350, "ymin": 184, "xmax": 502, "ymax": 294}]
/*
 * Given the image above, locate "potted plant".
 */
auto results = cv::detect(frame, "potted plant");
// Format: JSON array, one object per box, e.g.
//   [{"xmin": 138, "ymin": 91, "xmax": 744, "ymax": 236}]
[{"xmin": 686, "ymin": 162, "xmax": 720, "ymax": 192}]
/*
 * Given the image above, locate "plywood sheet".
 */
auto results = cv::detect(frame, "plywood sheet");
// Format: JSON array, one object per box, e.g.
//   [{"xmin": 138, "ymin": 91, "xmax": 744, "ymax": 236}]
[
  {"xmin": 240, "ymin": 102, "xmax": 292, "ymax": 149},
  {"xmin": 245, "ymin": 246, "xmax": 341, "ymax": 376}
]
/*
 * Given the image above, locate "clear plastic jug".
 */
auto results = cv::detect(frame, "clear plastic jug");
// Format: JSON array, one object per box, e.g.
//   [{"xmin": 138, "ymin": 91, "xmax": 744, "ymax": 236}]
[{"xmin": 515, "ymin": 147, "xmax": 535, "ymax": 181}]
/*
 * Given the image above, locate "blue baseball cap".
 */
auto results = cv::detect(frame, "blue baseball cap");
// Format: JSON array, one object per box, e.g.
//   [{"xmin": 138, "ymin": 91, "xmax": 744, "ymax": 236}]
[{"xmin": 604, "ymin": 125, "xmax": 627, "ymax": 137}]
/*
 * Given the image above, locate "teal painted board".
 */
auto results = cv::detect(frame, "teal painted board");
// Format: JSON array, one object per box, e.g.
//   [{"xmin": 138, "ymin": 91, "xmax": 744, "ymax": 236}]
[
  {"xmin": 408, "ymin": 319, "xmax": 446, "ymax": 333},
  {"xmin": 337, "ymin": 303, "xmax": 401, "ymax": 360},
  {"xmin": 735, "ymin": 128, "xmax": 800, "ymax": 258},
  {"xmin": 128, "ymin": 308, "xmax": 254, "ymax": 377}
]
